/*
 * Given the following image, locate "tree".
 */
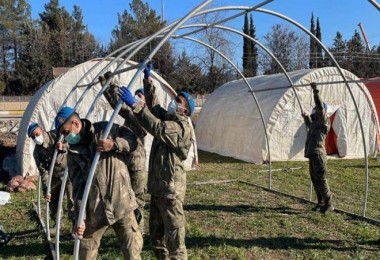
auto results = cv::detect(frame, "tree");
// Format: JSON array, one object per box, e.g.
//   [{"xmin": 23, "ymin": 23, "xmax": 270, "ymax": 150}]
[
  {"xmin": 242, "ymin": 13, "xmax": 250, "ymax": 77},
  {"xmin": 191, "ymin": 11, "xmax": 235, "ymax": 93},
  {"xmin": 309, "ymin": 13, "xmax": 316, "ymax": 68},
  {"xmin": 248, "ymin": 14, "xmax": 258, "ymax": 77},
  {"xmin": 0, "ymin": 0, "xmax": 31, "ymax": 94},
  {"xmin": 242, "ymin": 14, "xmax": 258, "ymax": 77},
  {"xmin": 260, "ymin": 24, "xmax": 308, "ymax": 74},
  {"xmin": 315, "ymin": 18, "xmax": 324, "ymax": 67},
  {"xmin": 172, "ymin": 50, "xmax": 204, "ymax": 94},
  {"xmin": 328, "ymin": 32, "xmax": 347, "ymax": 68},
  {"xmin": 109, "ymin": 0, "xmax": 175, "ymax": 82},
  {"xmin": 346, "ymin": 30, "xmax": 366, "ymax": 77}
]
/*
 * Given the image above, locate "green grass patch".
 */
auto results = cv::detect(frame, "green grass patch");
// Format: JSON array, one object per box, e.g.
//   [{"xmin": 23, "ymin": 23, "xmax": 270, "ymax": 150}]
[{"xmin": 0, "ymin": 150, "xmax": 379, "ymax": 259}]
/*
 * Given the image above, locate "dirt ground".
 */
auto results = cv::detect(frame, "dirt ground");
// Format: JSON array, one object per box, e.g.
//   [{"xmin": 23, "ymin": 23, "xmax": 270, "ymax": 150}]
[{"xmin": 0, "ymin": 132, "xmax": 17, "ymax": 183}]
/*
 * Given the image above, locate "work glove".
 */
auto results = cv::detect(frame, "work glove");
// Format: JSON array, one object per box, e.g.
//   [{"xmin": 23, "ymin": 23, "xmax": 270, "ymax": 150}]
[
  {"xmin": 144, "ymin": 63, "xmax": 153, "ymax": 79},
  {"xmin": 118, "ymin": 87, "xmax": 136, "ymax": 107},
  {"xmin": 99, "ymin": 72, "xmax": 115, "ymax": 87}
]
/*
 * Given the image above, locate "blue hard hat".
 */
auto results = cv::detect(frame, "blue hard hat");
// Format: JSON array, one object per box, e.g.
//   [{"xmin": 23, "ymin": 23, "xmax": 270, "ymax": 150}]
[
  {"xmin": 27, "ymin": 122, "xmax": 39, "ymax": 137},
  {"xmin": 178, "ymin": 91, "xmax": 195, "ymax": 116},
  {"xmin": 55, "ymin": 107, "xmax": 75, "ymax": 130},
  {"xmin": 135, "ymin": 88, "xmax": 144, "ymax": 96}
]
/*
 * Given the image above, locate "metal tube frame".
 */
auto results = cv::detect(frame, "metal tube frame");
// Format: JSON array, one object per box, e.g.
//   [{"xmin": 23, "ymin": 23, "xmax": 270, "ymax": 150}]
[{"xmin": 72, "ymin": 1, "xmax": 214, "ymax": 258}]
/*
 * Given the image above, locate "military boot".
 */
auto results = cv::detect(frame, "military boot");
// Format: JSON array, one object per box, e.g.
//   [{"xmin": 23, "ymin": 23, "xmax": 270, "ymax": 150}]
[
  {"xmin": 311, "ymin": 195, "xmax": 323, "ymax": 211},
  {"xmin": 320, "ymin": 196, "xmax": 334, "ymax": 214}
]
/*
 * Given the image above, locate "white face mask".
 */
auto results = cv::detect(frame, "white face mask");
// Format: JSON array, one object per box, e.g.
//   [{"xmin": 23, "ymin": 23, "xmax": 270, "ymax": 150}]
[
  {"xmin": 134, "ymin": 94, "xmax": 141, "ymax": 103},
  {"xmin": 167, "ymin": 99, "xmax": 179, "ymax": 114},
  {"xmin": 33, "ymin": 135, "xmax": 44, "ymax": 145}
]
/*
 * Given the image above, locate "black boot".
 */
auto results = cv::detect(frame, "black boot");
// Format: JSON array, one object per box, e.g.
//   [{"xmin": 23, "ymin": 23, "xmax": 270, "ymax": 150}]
[
  {"xmin": 320, "ymin": 196, "xmax": 334, "ymax": 214},
  {"xmin": 312, "ymin": 195, "xmax": 323, "ymax": 211}
]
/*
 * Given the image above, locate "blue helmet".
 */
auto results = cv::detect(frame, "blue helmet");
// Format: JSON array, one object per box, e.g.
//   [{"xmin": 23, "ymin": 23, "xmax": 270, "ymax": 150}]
[
  {"xmin": 55, "ymin": 107, "xmax": 75, "ymax": 130},
  {"xmin": 27, "ymin": 122, "xmax": 39, "ymax": 137},
  {"xmin": 135, "ymin": 88, "xmax": 144, "ymax": 96},
  {"xmin": 178, "ymin": 91, "xmax": 195, "ymax": 116}
]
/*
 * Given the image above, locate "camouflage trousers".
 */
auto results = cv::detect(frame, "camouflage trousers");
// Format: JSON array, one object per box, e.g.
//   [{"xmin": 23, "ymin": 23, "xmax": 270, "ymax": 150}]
[
  {"xmin": 49, "ymin": 176, "xmax": 75, "ymax": 221},
  {"xmin": 149, "ymin": 195, "xmax": 187, "ymax": 260},
  {"xmin": 80, "ymin": 210, "xmax": 143, "ymax": 260},
  {"xmin": 129, "ymin": 168, "xmax": 147, "ymax": 227},
  {"xmin": 309, "ymin": 153, "xmax": 331, "ymax": 202}
]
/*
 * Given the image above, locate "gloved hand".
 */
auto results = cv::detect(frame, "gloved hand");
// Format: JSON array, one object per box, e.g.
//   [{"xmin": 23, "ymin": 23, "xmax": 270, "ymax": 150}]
[
  {"xmin": 144, "ymin": 63, "xmax": 153, "ymax": 79},
  {"xmin": 104, "ymin": 71, "xmax": 112, "ymax": 80},
  {"xmin": 311, "ymin": 82, "xmax": 317, "ymax": 91},
  {"xmin": 98, "ymin": 75, "xmax": 106, "ymax": 87},
  {"xmin": 118, "ymin": 87, "xmax": 136, "ymax": 107}
]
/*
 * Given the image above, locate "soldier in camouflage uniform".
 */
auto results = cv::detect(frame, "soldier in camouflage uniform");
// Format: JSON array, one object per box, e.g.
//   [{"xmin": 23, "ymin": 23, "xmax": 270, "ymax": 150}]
[
  {"xmin": 54, "ymin": 107, "xmax": 143, "ymax": 259},
  {"xmin": 27, "ymin": 122, "xmax": 75, "ymax": 223},
  {"xmin": 98, "ymin": 72, "xmax": 147, "ymax": 229},
  {"xmin": 301, "ymin": 82, "xmax": 334, "ymax": 214},
  {"xmin": 118, "ymin": 63, "xmax": 194, "ymax": 260}
]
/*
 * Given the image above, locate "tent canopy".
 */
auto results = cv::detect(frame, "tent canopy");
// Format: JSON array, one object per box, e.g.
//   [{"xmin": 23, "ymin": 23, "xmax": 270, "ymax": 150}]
[
  {"xmin": 17, "ymin": 58, "xmax": 197, "ymax": 176},
  {"xmin": 195, "ymin": 67, "xmax": 378, "ymax": 164}
]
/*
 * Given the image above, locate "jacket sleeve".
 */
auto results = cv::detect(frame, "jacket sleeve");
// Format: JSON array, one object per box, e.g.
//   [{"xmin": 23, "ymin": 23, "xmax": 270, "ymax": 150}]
[
  {"xmin": 313, "ymin": 89, "xmax": 325, "ymax": 121},
  {"xmin": 104, "ymin": 84, "xmax": 136, "ymax": 121},
  {"xmin": 112, "ymin": 125, "xmax": 138, "ymax": 154},
  {"xmin": 143, "ymin": 78, "xmax": 167, "ymax": 119},
  {"xmin": 302, "ymin": 114, "xmax": 312, "ymax": 128},
  {"xmin": 133, "ymin": 106, "xmax": 183, "ymax": 149}
]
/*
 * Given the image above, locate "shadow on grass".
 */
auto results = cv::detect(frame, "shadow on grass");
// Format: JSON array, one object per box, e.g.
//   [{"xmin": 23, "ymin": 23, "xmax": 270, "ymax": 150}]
[
  {"xmin": 197, "ymin": 150, "xmax": 248, "ymax": 164},
  {"xmin": 186, "ymin": 235, "xmax": 378, "ymax": 252},
  {"xmin": 185, "ymin": 204, "xmax": 303, "ymax": 215},
  {"xmin": 0, "ymin": 241, "xmax": 50, "ymax": 259}
]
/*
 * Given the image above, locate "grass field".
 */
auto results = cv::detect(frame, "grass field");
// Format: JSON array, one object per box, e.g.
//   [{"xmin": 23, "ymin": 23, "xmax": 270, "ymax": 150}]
[{"xmin": 0, "ymin": 150, "xmax": 379, "ymax": 259}]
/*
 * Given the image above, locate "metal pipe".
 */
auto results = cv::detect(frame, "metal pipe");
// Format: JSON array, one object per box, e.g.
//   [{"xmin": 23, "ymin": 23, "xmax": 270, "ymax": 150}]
[
  {"xmin": 55, "ymin": 167, "xmax": 68, "ymax": 259},
  {"xmin": 256, "ymin": 7, "xmax": 370, "ymax": 217},
  {"xmin": 73, "ymin": 1, "xmax": 213, "ymax": 258},
  {"xmin": 177, "ymin": 34, "xmax": 273, "ymax": 187},
  {"xmin": 368, "ymin": 0, "xmax": 380, "ymax": 11}
]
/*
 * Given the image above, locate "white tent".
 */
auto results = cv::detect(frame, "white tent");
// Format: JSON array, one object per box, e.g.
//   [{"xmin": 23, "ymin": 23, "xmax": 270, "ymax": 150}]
[
  {"xmin": 16, "ymin": 58, "xmax": 197, "ymax": 176},
  {"xmin": 195, "ymin": 67, "xmax": 378, "ymax": 164}
]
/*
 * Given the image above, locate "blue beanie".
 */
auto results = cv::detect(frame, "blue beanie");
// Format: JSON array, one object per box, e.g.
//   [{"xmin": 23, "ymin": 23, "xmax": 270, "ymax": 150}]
[
  {"xmin": 135, "ymin": 88, "xmax": 144, "ymax": 96},
  {"xmin": 27, "ymin": 122, "xmax": 39, "ymax": 137},
  {"xmin": 178, "ymin": 91, "xmax": 195, "ymax": 116},
  {"xmin": 55, "ymin": 107, "xmax": 75, "ymax": 130}
]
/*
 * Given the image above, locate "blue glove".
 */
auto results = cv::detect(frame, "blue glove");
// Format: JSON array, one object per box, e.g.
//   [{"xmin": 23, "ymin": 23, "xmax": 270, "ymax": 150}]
[
  {"xmin": 143, "ymin": 63, "xmax": 153, "ymax": 79},
  {"xmin": 118, "ymin": 87, "xmax": 136, "ymax": 107}
]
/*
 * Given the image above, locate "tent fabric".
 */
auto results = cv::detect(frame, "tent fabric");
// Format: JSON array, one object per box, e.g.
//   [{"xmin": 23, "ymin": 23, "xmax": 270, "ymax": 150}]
[
  {"xmin": 17, "ymin": 58, "xmax": 197, "ymax": 176},
  {"xmin": 195, "ymin": 67, "xmax": 378, "ymax": 164}
]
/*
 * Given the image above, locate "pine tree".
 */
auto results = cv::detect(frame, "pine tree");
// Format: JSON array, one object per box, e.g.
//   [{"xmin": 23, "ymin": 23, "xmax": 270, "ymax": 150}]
[
  {"xmin": 248, "ymin": 14, "xmax": 258, "ymax": 77},
  {"xmin": 315, "ymin": 18, "xmax": 324, "ymax": 67},
  {"xmin": 347, "ymin": 30, "xmax": 366, "ymax": 77},
  {"xmin": 309, "ymin": 13, "xmax": 316, "ymax": 68},
  {"xmin": 242, "ymin": 13, "xmax": 250, "ymax": 77}
]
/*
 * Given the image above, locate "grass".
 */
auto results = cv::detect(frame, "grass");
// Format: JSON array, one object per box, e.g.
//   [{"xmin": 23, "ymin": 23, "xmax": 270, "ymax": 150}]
[{"xmin": 0, "ymin": 150, "xmax": 379, "ymax": 259}]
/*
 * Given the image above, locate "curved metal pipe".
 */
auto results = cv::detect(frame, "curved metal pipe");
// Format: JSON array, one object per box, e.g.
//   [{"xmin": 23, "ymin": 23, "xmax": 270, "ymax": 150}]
[
  {"xmin": 255, "ymin": 7, "xmax": 369, "ymax": 217},
  {"xmin": 175, "ymin": 34, "xmax": 272, "ymax": 185},
  {"xmin": 55, "ymin": 167, "xmax": 68, "ymax": 259},
  {"xmin": 73, "ymin": 1, "xmax": 213, "ymax": 258}
]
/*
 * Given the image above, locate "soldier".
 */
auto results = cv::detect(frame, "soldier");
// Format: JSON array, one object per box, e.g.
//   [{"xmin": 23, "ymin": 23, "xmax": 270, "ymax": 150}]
[
  {"xmin": 54, "ymin": 107, "xmax": 143, "ymax": 259},
  {"xmin": 301, "ymin": 82, "xmax": 334, "ymax": 214},
  {"xmin": 27, "ymin": 122, "xmax": 75, "ymax": 226},
  {"xmin": 98, "ymin": 72, "xmax": 147, "ymax": 231},
  {"xmin": 118, "ymin": 63, "xmax": 194, "ymax": 260}
]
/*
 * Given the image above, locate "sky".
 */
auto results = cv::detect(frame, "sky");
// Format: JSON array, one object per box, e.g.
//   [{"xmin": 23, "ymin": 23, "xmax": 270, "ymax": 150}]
[{"xmin": 28, "ymin": 0, "xmax": 380, "ymax": 63}]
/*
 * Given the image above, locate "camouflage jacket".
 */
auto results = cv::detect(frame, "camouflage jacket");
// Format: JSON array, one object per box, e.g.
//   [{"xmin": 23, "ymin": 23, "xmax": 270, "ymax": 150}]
[
  {"xmin": 33, "ymin": 130, "xmax": 66, "ymax": 194},
  {"xmin": 104, "ymin": 85, "xmax": 147, "ymax": 172},
  {"xmin": 303, "ymin": 89, "xmax": 330, "ymax": 158},
  {"xmin": 66, "ymin": 119, "xmax": 138, "ymax": 225},
  {"xmin": 132, "ymin": 78, "xmax": 192, "ymax": 200}
]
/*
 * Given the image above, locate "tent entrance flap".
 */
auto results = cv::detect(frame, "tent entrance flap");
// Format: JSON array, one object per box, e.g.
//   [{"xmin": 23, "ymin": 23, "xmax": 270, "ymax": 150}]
[{"xmin": 326, "ymin": 112, "xmax": 339, "ymax": 156}]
